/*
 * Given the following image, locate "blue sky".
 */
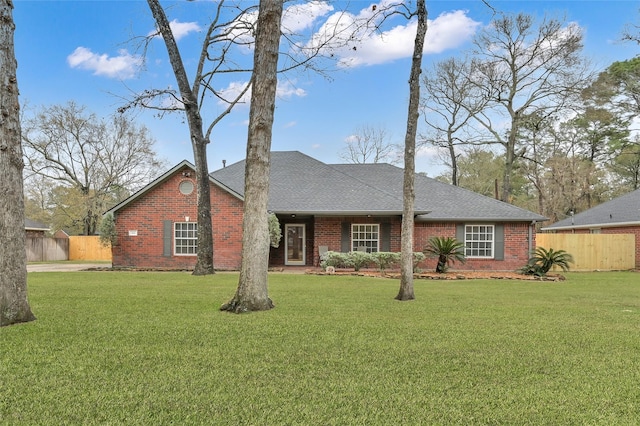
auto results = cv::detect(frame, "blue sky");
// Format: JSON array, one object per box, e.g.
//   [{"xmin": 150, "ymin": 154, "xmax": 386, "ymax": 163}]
[{"xmin": 13, "ymin": 1, "xmax": 640, "ymax": 176}]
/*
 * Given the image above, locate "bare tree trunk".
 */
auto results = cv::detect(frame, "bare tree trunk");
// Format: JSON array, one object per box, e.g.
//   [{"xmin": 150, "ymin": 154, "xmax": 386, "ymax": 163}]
[
  {"xmin": 396, "ymin": 0, "xmax": 427, "ymax": 302},
  {"xmin": 502, "ymin": 124, "xmax": 518, "ymax": 202},
  {"xmin": 0, "ymin": 0, "xmax": 35, "ymax": 326},
  {"xmin": 147, "ymin": 0, "xmax": 214, "ymax": 275},
  {"xmin": 448, "ymin": 130, "xmax": 458, "ymax": 186},
  {"xmin": 221, "ymin": 0, "xmax": 283, "ymax": 313}
]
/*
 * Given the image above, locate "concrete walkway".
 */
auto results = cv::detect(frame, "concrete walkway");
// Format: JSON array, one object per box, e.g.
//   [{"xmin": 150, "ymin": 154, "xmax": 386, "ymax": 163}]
[{"xmin": 27, "ymin": 262, "xmax": 111, "ymax": 272}]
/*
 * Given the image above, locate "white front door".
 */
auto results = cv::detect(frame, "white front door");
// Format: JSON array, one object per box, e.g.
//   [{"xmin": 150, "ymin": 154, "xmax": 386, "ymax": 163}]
[{"xmin": 285, "ymin": 224, "xmax": 305, "ymax": 266}]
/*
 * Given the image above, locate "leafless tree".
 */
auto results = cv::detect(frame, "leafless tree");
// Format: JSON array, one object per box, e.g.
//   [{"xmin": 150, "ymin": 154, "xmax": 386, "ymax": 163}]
[
  {"xmin": 621, "ymin": 13, "xmax": 640, "ymax": 45},
  {"xmin": 421, "ymin": 57, "xmax": 488, "ymax": 185},
  {"xmin": 221, "ymin": 0, "xmax": 283, "ymax": 313},
  {"xmin": 340, "ymin": 124, "xmax": 398, "ymax": 164},
  {"xmin": 1, "ymin": 0, "xmax": 35, "ymax": 326},
  {"xmin": 465, "ymin": 13, "xmax": 591, "ymax": 202},
  {"xmin": 396, "ymin": 0, "xmax": 427, "ymax": 302},
  {"xmin": 22, "ymin": 102, "xmax": 165, "ymax": 235}
]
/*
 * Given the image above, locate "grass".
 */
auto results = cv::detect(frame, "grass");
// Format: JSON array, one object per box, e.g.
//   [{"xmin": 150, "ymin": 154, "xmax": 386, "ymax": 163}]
[{"xmin": 1, "ymin": 271, "xmax": 639, "ymax": 425}]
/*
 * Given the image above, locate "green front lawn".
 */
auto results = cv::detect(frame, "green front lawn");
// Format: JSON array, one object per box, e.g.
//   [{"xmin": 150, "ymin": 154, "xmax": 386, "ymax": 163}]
[{"xmin": 2, "ymin": 272, "xmax": 639, "ymax": 424}]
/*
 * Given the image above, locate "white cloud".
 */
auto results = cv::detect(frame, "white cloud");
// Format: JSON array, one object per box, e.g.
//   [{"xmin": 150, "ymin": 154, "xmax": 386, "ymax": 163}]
[
  {"xmin": 416, "ymin": 144, "xmax": 439, "ymax": 158},
  {"xmin": 226, "ymin": 1, "xmax": 333, "ymax": 50},
  {"xmin": 217, "ymin": 79, "xmax": 307, "ymax": 106},
  {"xmin": 282, "ymin": 1, "xmax": 334, "ymax": 33},
  {"xmin": 148, "ymin": 19, "xmax": 200, "ymax": 41},
  {"xmin": 67, "ymin": 47, "xmax": 143, "ymax": 79},
  {"xmin": 217, "ymin": 81, "xmax": 252, "ymax": 106},
  {"xmin": 344, "ymin": 134, "xmax": 358, "ymax": 144},
  {"xmin": 169, "ymin": 20, "xmax": 201, "ymax": 40},
  {"xmin": 277, "ymin": 81, "xmax": 307, "ymax": 99},
  {"xmin": 309, "ymin": 6, "xmax": 480, "ymax": 68}
]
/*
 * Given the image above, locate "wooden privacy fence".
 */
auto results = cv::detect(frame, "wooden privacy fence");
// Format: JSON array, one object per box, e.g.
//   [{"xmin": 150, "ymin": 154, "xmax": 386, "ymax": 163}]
[
  {"xmin": 69, "ymin": 236, "xmax": 112, "ymax": 261},
  {"xmin": 26, "ymin": 237, "xmax": 69, "ymax": 262},
  {"xmin": 536, "ymin": 233, "xmax": 635, "ymax": 271}
]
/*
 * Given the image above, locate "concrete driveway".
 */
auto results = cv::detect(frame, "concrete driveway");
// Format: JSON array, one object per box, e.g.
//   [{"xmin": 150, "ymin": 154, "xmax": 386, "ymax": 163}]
[{"xmin": 27, "ymin": 262, "xmax": 111, "ymax": 272}]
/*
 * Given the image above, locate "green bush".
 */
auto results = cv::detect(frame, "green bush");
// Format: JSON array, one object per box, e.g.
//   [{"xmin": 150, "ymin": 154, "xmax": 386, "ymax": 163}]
[
  {"xmin": 412, "ymin": 252, "xmax": 426, "ymax": 272},
  {"xmin": 423, "ymin": 236, "xmax": 466, "ymax": 273},
  {"xmin": 320, "ymin": 251, "xmax": 350, "ymax": 269},
  {"xmin": 520, "ymin": 247, "xmax": 574, "ymax": 276},
  {"xmin": 346, "ymin": 251, "xmax": 374, "ymax": 271},
  {"xmin": 268, "ymin": 213, "xmax": 282, "ymax": 248},
  {"xmin": 371, "ymin": 252, "xmax": 401, "ymax": 272},
  {"xmin": 98, "ymin": 213, "xmax": 117, "ymax": 247},
  {"xmin": 321, "ymin": 251, "xmax": 423, "ymax": 272}
]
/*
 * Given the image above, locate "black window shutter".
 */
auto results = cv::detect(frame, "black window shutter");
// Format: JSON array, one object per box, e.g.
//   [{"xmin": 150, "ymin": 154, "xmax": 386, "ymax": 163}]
[
  {"xmin": 380, "ymin": 222, "xmax": 391, "ymax": 252},
  {"xmin": 341, "ymin": 222, "xmax": 351, "ymax": 252},
  {"xmin": 456, "ymin": 224, "xmax": 465, "ymax": 242},
  {"xmin": 494, "ymin": 224, "xmax": 504, "ymax": 260},
  {"xmin": 163, "ymin": 220, "xmax": 172, "ymax": 257}
]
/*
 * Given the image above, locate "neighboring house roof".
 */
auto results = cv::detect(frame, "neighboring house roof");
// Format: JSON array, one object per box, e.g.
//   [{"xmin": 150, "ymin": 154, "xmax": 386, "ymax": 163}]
[
  {"xmin": 542, "ymin": 188, "xmax": 640, "ymax": 231},
  {"xmin": 211, "ymin": 151, "xmax": 546, "ymax": 222},
  {"xmin": 25, "ymin": 218, "xmax": 49, "ymax": 231}
]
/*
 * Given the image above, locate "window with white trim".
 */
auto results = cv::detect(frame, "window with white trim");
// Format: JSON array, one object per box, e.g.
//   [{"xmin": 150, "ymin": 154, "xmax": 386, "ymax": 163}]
[
  {"xmin": 174, "ymin": 222, "xmax": 198, "ymax": 255},
  {"xmin": 464, "ymin": 224, "xmax": 494, "ymax": 258},
  {"xmin": 352, "ymin": 224, "xmax": 379, "ymax": 253}
]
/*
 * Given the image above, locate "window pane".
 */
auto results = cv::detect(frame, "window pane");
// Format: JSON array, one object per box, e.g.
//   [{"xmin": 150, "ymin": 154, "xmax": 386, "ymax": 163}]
[
  {"xmin": 352, "ymin": 224, "xmax": 380, "ymax": 253},
  {"xmin": 174, "ymin": 222, "xmax": 198, "ymax": 255},
  {"xmin": 464, "ymin": 224, "xmax": 494, "ymax": 258}
]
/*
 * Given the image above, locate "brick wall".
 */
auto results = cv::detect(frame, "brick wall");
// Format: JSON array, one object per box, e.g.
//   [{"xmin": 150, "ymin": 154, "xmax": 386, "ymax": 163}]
[
  {"xmin": 312, "ymin": 216, "xmax": 403, "ymax": 266},
  {"xmin": 112, "ymin": 167, "xmax": 244, "ymax": 270},
  {"xmin": 414, "ymin": 222, "xmax": 533, "ymax": 271},
  {"xmin": 112, "ymin": 167, "xmax": 537, "ymax": 272},
  {"xmin": 499, "ymin": 222, "xmax": 533, "ymax": 271}
]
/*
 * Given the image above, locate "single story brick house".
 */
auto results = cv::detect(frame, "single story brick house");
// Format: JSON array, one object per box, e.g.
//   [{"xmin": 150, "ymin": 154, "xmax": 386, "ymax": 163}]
[
  {"xmin": 541, "ymin": 188, "xmax": 640, "ymax": 267},
  {"xmin": 105, "ymin": 151, "xmax": 546, "ymax": 271}
]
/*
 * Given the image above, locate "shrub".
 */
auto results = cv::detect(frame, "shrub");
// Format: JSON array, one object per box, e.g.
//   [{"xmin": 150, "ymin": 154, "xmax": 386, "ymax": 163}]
[
  {"xmin": 346, "ymin": 251, "xmax": 374, "ymax": 271},
  {"xmin": 413, "ymin": 252, "xmax": 426, "ymax": 272},
  {"xmin": 423, "ymin": 236, "xmax": 466, "ymax": 273},
  {"xmin": 99, "ymin": 213, "xmax": 117, "ymax": 247},
  {"xmin": 320, "ymin": 251, "xmax": 350, "ymax": 269},
  {"xmin": 520, "ymin": 247, "xmax": 574, "ymax": 276},
  {"xmin": 268, "ymin": 213, "xmax": 282, "ymax": 248},
  {"xmin": 371, "ymin": 252, "xmax": 400, "ymax": 272}
]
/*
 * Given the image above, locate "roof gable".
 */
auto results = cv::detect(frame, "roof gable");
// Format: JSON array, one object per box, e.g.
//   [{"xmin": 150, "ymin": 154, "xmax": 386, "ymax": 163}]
[{"xmin": 105, "ymin": 160, "xmax": 243, "ymax": 216}]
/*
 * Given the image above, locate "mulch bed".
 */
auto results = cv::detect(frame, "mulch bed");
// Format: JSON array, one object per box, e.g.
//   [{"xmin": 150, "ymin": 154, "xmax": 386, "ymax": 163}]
[{"xmin": 306, "ymin": 269, "xmax": 566, "ymax": 281}]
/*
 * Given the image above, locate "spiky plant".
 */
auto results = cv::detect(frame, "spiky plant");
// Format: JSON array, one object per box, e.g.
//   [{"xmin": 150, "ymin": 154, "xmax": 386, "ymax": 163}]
[
  {"xmin": 521, "ymin": 247, "xmax": 574, "ymax": 276},
  {"xmin": 424, "ymin": 236, "xmax": 466, "ymax": 273}
]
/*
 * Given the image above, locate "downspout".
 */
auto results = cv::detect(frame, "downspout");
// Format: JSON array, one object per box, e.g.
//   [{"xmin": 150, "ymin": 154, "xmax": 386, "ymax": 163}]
[{"xmin": 529, "ymin": 221, "xmax": 536, "ymax": 255}]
